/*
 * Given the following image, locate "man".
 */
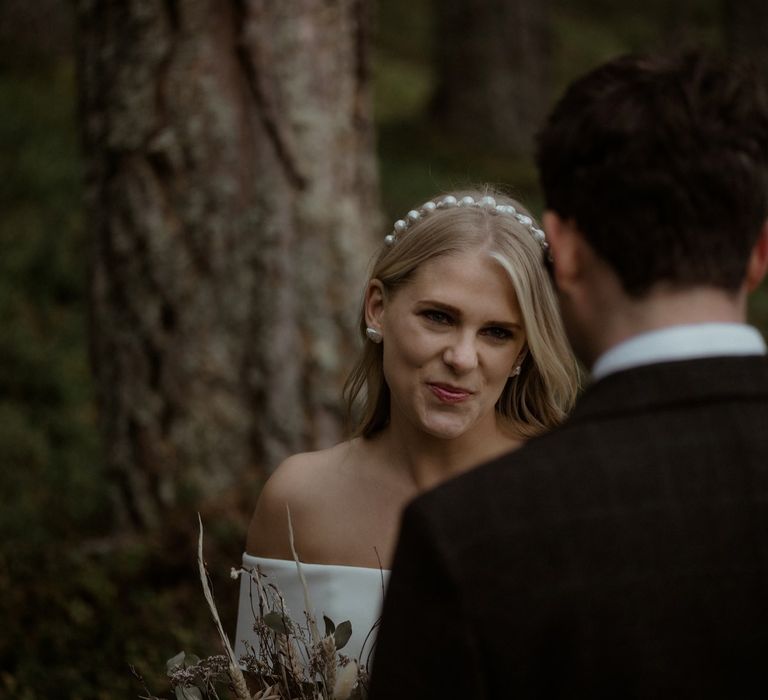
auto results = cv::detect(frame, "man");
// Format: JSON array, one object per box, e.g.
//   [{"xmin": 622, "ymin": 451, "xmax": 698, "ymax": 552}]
[{"xmin": 369, "ymin": 51, "xmax": 768, "ymax": 698}]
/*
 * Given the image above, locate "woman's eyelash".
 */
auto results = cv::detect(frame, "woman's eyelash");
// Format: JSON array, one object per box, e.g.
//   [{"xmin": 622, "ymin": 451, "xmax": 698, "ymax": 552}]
[
  {"xmin": 421, "ymin": 311, "xmax": 513, "ymax": 340},
  {"xmin": 422, "ymin": 309, "xmax": 453, "ymax": 324},
  {"xmin": 483, "ymin": 326, "xmax": 514, "ymax": 340}
]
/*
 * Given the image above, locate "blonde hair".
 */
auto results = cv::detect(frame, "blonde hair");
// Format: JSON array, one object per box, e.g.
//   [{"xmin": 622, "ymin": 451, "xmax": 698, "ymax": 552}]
[{"xmin": 344, "ymin": 187, "xmax": 579, "ymax": 439}]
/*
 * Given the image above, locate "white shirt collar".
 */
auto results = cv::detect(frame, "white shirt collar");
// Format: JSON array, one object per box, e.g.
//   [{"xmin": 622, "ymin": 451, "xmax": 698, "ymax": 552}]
[{"xmin": 591, "ymin": 323, "xmax": 767, "ymax": 381}]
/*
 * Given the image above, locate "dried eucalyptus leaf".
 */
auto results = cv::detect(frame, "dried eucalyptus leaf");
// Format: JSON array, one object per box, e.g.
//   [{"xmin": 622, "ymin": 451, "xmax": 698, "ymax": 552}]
[
  {"xmin": 324, "ymin": 615, "xmax": 336, "ymax": 637},
  {"xmin": 263, "ymin": 610, "xmax": 293, "ymax": 635},
  {"xmin": 334, "ymin": 620, "xmax": 352, "ymax": 650},
  {"xmin": 167, "ymin": 651, "xmax": 186, "ymax": 672}
]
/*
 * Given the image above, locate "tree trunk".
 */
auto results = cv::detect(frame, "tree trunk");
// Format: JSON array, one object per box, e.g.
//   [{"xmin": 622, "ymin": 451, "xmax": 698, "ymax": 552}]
[
  {"xmin": 723, "ymin": 0, "xmax": 768, "ymax": 75},
  {"xmin": 431, "ymin": 0, "xmax": 551, "ymax": 155},
  {"xmin": 75, "ymin": 0, "xmax": 379, "ymax": 531}
]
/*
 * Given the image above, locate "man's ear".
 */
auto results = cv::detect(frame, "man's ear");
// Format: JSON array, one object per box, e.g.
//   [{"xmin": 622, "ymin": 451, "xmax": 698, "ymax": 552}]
[
  {"xmin": 745, "ymin": 221, "xmax": 768, "ymax": 293},
  {"xmin": 542, "ymin": 211, "xmax": 584, "ymax": 294},
  {"xmin": 364, "ymin": 279, "xmax": 386, "ymax": 330}
]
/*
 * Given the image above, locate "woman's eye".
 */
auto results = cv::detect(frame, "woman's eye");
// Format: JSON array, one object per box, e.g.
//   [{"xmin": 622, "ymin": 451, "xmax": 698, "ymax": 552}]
[
  {"xmin": 483, "ymin": 326, "xmax": 514, "ymax": 340},
  {"xmin": 422, "ymin": 310, "xmax": 452, "ymax": 325}
]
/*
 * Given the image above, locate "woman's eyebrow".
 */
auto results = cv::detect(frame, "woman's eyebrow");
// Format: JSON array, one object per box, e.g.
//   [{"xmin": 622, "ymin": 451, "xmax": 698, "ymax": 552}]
[
  {"xmin": 415, "ymin": 299, "xmax": 461, "ymax": 314},
  {"xmin": 416, "ymin": 299, "xmax": 522, "ymax": 329}
]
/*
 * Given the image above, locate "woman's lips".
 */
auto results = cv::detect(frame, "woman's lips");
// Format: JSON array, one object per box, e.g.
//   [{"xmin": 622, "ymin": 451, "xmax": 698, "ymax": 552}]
[{"xmin": 428, "ymin": 383, "xmax": 473, "ymax": 403}]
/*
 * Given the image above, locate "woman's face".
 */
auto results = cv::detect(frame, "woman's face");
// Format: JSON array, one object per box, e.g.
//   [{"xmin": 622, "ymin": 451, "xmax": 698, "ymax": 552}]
[{"xmin": 367, "ymin": 249, "xmax": 527, "ymax": 440}]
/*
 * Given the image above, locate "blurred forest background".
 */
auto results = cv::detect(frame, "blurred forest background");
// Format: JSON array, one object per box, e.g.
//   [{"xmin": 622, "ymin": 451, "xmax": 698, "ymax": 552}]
[{"xmin": 1, "ymin": 0, "xmax": 767, "ymax": 697}]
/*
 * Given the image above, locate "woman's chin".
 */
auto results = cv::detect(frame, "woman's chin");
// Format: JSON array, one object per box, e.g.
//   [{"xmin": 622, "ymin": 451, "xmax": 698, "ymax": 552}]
[{"xmin": 419, "ymin": 416, "xmax": 476, "ymax": 440}]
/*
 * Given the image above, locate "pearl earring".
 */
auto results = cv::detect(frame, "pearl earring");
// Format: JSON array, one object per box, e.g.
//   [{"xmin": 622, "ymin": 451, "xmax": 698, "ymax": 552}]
[{"xmin": 366, "ymin": 327, "xmax": 383, "ymax": 344}]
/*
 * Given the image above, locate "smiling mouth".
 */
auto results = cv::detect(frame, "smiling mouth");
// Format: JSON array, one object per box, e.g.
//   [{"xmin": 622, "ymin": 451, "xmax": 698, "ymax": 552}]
[{"xmin": 428, "ymin": 383, "xmax": 473, "ymax": 404}]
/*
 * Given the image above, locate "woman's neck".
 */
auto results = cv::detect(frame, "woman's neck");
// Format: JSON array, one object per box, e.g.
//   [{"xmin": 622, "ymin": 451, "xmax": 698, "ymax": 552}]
[{"xmin": 380, "ymin": 413, "xmax": 522, "ymax": 492}]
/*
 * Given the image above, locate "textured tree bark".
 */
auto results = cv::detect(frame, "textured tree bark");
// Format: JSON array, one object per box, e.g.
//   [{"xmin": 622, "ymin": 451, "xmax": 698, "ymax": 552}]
[
  {"xmin": 431, "ymin": 0, "xmax": 551, "ymax": 155},
  {"xmin": 76, "ymin": 0, "xmax": 379, "ymax": 531},
  {"xmin": 723, "ymin": 0, "xmax": 768, "ymax": 74}
]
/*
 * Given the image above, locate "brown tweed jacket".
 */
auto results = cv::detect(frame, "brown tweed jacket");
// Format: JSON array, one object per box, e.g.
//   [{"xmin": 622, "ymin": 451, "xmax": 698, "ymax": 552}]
[{"xmin": 369, "ymin": 356, "xmax": 768, "ymax": 699}]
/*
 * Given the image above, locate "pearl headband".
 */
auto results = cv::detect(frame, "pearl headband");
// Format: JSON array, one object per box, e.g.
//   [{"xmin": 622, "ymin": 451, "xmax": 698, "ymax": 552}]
[{"xmin": 385, "ymin": 195, "xmax": 548, "ymax": 250}]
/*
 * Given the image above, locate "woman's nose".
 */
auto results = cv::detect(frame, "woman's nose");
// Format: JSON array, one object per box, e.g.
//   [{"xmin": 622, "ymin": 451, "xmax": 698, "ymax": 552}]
[{"xmin": 442, "ymin": 332, "xmax": 478, "ymax": 373}]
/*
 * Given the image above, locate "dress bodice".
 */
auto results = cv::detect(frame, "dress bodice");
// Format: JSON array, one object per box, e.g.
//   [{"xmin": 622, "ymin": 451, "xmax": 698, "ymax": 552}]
[{"xmin": 234, "ymin": 553, "xmax": 391, "ymax": 667}]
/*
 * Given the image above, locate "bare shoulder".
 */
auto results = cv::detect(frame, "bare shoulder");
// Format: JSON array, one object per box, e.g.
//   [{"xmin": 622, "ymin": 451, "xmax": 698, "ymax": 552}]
[{"xmin": 245, "ymin": 442, "xmax": 358, "ymax": 558}]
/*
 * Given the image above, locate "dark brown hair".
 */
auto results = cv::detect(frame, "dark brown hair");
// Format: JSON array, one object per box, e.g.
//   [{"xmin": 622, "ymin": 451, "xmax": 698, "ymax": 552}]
[{"xmin": 536, "ymin": 51, "xmax": 768, "ymax": 296}]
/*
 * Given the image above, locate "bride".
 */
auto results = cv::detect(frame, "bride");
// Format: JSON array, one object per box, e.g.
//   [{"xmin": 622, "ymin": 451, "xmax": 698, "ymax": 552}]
[{"xmin": 234, "ymin": 187, "xmax": 579, "ymax": 666}]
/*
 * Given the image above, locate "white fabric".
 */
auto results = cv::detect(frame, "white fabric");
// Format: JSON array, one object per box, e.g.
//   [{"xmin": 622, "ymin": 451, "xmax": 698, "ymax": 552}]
[
  {"xmin": 592, "ymin": 323, "xmax": 767, "ymax": 380},
  {"xmin": 234, "ymin": 553, "xmax": 390, "ymax": 666}
]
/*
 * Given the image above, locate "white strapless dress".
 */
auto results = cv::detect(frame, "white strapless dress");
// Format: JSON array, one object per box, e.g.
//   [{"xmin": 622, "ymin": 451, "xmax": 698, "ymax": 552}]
[{"xmin": 234, "ymin": 553, "xmax": 391, "ymax": 667}]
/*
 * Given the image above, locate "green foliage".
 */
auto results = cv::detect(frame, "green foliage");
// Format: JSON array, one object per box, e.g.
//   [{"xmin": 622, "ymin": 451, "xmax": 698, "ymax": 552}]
[
  {"xmin": 373, "ymin": 0, "xmax": 540, "ymax": 222},
  {"xmin": 0, "ymin": 532, "xmax": 242, "ymax": 699},
  {"xmin": 749, "ymin": 285, "xmax": 768, "ymax": 334},
  {"xmin": 0, "ymin": 63, "xmax": 107, "ymax": 541},
  {"xmin": 333, "ymin": 620, "xmax": 353, "ymax": 651},
  {"xmin": 549, "ymin": 0, "xmax": 724, "ymax": 96}
]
